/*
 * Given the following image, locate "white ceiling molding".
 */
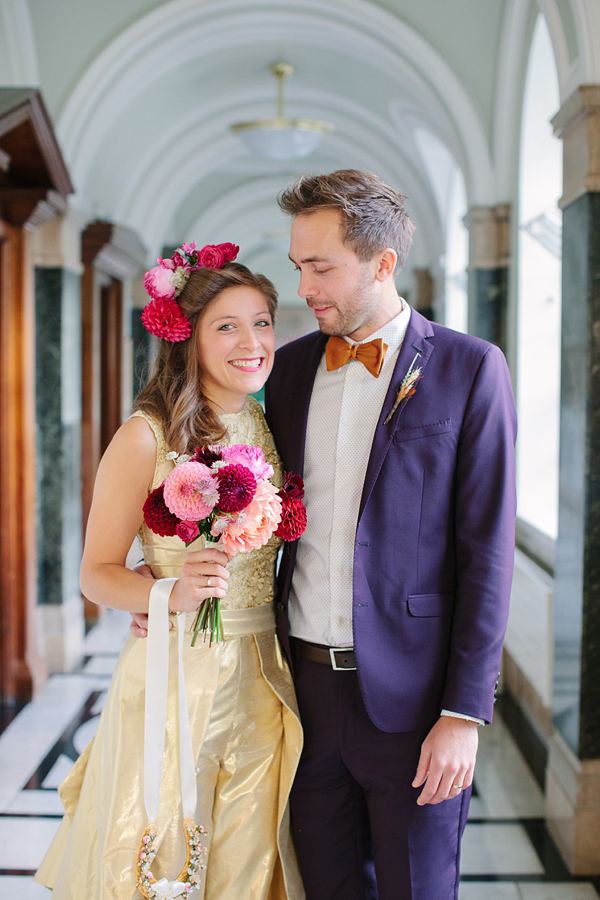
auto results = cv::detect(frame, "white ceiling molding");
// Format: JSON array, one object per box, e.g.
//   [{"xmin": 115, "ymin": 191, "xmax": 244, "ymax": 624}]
[
  {"xmin": 536, "ymin": 0, "xmax": 600, "ymax": 97},
  {"xmin": 568, "ymin": 0, "xmax": 600, "ymax": 84},
  {"xmin": 0, "ymin": 0, "xmax": 39, "ymax": 85},
  {"xmin": 56, "ymin": 0, "xmax": 494, "ymax": 210},
  {"xmin": 493, "ymin": 0, "xmax": 533, "ymax": 201},
  {"xmin": 537, "ymin": 0, "xmax": 580, "ymax": 99}
]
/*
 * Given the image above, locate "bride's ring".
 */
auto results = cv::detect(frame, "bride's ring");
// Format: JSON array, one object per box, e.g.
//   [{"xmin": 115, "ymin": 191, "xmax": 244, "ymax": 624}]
[{"xmin": 206, "ymin": 577, "xmax": 212, "ymax": 588}]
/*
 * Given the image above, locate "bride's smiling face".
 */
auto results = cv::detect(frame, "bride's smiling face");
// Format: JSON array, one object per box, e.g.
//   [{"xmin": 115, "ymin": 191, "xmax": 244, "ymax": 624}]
[{"xmin": 197, "ymin": 285, "xmax": 275, "ymax": 413}]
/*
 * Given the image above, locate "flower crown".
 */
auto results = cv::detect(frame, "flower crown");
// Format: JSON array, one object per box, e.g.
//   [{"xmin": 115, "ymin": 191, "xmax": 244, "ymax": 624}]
[{"xmin": 141, "ymin": 241, "xmax": 240, "ymax": 342}]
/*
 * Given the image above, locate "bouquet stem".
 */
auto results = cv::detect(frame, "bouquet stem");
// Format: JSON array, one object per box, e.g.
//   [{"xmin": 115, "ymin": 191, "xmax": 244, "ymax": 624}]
[
  {"xmin": 190, "ymin": 538, "xmax": 225, "ymax": 646},
  {"xmin": 191, "ymin": 597, "xmax": 224, "ymax": 646}
]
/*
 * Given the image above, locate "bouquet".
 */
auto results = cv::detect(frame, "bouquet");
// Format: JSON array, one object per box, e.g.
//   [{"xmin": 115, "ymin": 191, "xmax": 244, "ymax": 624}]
[{"xmin": 142, "ymin": 443, "xmax": 307, "ymax": 645}]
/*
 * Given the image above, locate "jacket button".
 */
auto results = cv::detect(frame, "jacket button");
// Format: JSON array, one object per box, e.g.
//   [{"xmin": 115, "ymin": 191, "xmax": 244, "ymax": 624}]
[{"xmin": 277, "ymin": 602, "xmax": 285, "ymax": 612}]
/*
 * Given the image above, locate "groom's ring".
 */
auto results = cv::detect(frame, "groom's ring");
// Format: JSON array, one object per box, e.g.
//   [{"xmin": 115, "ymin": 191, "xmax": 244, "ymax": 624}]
[
  {"xmin": 452, "ymin": 784, "xmax": 463, "ymax": 791},
  {"xmin": 206, "ymin": 578, "xmax": 212, "ymax": 587}
]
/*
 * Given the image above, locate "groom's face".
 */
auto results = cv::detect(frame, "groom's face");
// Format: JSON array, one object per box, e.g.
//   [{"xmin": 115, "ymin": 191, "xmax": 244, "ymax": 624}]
[{"xmin": 289, "ymin": 208, "xmax": 383, "ymax": 341}]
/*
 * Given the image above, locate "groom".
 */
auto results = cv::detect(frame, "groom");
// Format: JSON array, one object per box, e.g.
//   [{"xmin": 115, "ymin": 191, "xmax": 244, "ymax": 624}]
[{"xmin": 264, "ymin": 169, "xmax": 516, "ymax": 899}]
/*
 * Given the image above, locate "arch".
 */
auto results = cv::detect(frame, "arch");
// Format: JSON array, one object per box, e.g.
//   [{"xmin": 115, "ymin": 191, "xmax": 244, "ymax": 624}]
[
  {"xmin": 57, "ymin": 0, "xmax": 494, "ymax": 237},
  {"xmin": 0, "ymin": 0, "xmax": 39, "ymax": 85}
]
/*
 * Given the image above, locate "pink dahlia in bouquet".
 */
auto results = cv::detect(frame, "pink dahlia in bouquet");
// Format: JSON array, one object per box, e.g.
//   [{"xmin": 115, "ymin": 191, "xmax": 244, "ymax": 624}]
[{"xmin": 143, "ymin": 444, "xmax": 306, "ymax": 644}]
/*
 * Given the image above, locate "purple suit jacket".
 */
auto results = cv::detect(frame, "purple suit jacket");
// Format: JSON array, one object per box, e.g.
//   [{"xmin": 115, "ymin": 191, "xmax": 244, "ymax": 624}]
[{"xmin": 265, "ymin": 309, "xmax": 517, "ymax": 732}]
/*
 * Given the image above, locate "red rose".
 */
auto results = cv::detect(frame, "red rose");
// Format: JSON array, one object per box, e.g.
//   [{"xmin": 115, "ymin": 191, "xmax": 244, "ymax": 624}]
[
  {"xmin": 218, "ymin": 242, "xmax": 240, "ymax": 262},
  {"xmin": 176, "ymin": 520, "xmax": 200, "ymax": 543},
  {"xmin": 197, "ymin": 245, "xmax": 226, "ymax": 268}
]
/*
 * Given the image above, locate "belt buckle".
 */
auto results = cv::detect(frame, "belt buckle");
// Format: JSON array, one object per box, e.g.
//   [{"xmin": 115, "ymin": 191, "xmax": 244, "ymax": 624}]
[{"xmin": 329, "ymin": 646, "xmax": 356, "ymax": 671}]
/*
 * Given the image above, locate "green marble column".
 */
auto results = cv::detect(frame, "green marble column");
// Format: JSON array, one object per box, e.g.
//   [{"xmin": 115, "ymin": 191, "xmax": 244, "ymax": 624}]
[
  {"xmin": 464, "ymin": 205, "xmax": 510, "ymax": 353},
  {"xmin": 35, "ymin": 267, "xmax": 82, "ymax": 613},
  {"xmin": 546, "ymin": 85, "xmax": 600, "ymax": 875}
]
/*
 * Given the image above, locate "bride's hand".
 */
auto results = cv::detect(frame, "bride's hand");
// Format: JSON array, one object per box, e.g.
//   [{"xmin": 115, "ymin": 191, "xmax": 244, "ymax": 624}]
[{"xmin": 168, "ymin": 546, "xmax": 230, "ymax": 613}]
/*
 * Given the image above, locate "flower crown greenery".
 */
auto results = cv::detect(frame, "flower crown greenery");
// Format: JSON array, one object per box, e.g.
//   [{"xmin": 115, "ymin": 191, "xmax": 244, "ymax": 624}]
[{"xmin": 141, "ymin": 241, "xmax": 240, "ymax": 342}]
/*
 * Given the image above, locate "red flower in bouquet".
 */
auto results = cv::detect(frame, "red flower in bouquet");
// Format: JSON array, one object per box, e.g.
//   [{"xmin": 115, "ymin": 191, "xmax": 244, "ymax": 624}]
[
  {"xmin": 215, "ymin": 464, "xmax": 257, "ymax": 512},
  {"xmin": 275, "ymin": 472, "xmax": 307, "ymax": 541},
  {"xmin": 142, "ymin": 484, "xmax": 179, "ymax": 537}
]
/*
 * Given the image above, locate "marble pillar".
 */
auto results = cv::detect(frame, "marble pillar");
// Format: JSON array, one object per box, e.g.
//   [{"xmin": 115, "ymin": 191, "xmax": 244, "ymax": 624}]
[
  {"xmin": 131, "ymin": 274, "xmax": 152, "ymax": 400},
  {"xmin": 32, "ymin": 214, "xmax": 85, "ymax": 674},
  {"xmin": 547, "ymin": 85, "xmax": 600, "ymax": 874},
  {"xmin": 464, "ymin": 204, "xmax": 510, "ymax": 351},
  {"xmin": 413, "ymin": 267, "xmax": 435, "ymax": 321}
]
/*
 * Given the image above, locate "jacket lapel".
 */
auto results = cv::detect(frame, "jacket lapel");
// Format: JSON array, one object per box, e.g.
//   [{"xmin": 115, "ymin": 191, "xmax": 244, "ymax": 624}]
[
  {"xmin": 357, "ymin": 309, "xmax": 435, "ymax": 521},
  {"xmin": 286, "ymin": 331, "xmax": 327, "ymax": 476}
]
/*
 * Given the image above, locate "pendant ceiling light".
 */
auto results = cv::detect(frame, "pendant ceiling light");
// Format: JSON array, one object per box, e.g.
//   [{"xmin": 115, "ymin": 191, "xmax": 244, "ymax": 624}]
[{"xmin": 231, "ymin": 63, "xmax": 334, "ymax": 160}]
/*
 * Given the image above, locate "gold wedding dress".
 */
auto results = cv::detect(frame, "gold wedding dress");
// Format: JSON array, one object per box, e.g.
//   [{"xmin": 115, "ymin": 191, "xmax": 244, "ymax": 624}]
[{"xmin": 35, "ymin": 398, "xmax": 305, "ymax": 899}]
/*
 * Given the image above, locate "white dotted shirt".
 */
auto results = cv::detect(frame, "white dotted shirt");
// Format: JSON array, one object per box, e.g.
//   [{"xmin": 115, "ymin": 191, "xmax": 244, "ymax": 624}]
[{"xmin": 288, "ymin": 304, "xmax": 411, "ymax": 646}]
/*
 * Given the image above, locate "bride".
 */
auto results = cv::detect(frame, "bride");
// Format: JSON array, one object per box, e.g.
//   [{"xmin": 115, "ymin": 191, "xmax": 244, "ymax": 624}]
[{"xmin": 35, "ymin": 244, "xmax": 304, "ymax": 900}]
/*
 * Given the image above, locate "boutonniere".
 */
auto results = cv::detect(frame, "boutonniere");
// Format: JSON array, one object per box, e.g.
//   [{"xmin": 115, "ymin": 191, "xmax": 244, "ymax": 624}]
[{"xmin": 383, "ymin": 351, "xmax": 423, "ymax": 425}]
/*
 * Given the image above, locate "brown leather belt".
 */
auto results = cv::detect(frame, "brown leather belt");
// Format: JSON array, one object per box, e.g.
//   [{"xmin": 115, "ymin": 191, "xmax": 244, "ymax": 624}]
[{"xmin": 290, "ymin": 637, "xmax": 357, "ymax": 670}]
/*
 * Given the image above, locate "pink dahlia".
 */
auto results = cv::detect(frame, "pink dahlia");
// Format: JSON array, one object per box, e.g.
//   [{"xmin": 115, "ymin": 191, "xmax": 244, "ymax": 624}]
[
  {"xmin": 144, "ymin": 262, "xmax": 176, "ymax": 301},
  {"xmin": 221, "ymin": 445, "xmax": 274, "ymax": 481},
  {"xmin": 216, "ymin": 464, "xmax": 257, "ymax": 513},
  {"xmin": 213, "ymin": 479, "xmax": 282, "ymax": 555},
  {"xmin": 163, "ymin": 461, "xmax": 219, "ymax": 520},
  {"xmin": 140, "ymin": 298, "xmax": 192, "ymax": 342},
  {"xmin": 142, "ymin": 484, "xmax": 179, "ymax": 537}
]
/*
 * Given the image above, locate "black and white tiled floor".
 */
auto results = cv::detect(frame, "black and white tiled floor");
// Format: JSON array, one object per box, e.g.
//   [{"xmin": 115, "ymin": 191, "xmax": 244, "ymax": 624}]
[{"xmin": 0, "ymin": 610, "xmax": 598, "ymax": 899}]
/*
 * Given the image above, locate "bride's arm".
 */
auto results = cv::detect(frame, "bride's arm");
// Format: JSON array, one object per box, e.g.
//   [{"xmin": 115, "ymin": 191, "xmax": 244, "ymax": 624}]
[{"xmin": 80, "ymin": 417, "xmax": 228, "ymax": 613}]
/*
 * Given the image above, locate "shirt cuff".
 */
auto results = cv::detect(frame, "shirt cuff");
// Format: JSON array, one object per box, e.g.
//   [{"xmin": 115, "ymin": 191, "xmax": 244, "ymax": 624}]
[{"xmin": 440, "ymin": 709, "xmax": 485, "ymax": 725}]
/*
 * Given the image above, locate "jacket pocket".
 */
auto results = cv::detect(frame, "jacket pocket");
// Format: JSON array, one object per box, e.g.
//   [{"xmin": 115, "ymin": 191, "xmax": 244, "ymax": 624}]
[
  {"xmin": 407, "ymin": 592, "xmax": 454, "ymax": 617},
  {"xmin": 393, "ymin": 419, "xmax": 452, "ymax": 443}
]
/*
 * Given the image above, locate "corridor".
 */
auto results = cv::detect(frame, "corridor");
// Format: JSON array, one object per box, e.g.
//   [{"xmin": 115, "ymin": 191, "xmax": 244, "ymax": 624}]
[{"xmin": 0, "ymin": 611, "xmax": 598, "ymax": 900}]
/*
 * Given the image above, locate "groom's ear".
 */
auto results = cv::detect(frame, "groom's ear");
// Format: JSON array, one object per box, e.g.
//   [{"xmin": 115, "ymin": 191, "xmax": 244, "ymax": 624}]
[{"xmin": 374, "ymin": 248, "xmax": 397, "ymax": 282}]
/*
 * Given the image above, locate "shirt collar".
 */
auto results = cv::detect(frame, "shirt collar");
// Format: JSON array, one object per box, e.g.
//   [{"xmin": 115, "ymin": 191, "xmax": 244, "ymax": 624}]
[{"xmin": 348, "ymin": 300, "xmax": 412, "ymax": 355}]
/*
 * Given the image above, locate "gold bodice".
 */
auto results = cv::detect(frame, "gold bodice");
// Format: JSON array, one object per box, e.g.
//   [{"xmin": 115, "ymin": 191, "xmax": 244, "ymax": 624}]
[{"xmin": 132, "ymin": 398, "xmax": 282, "ymax": 611}]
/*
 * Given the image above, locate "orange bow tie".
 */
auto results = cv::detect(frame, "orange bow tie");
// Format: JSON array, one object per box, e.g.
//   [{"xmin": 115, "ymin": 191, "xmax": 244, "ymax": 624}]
[{"xmin": 325, "ymin": 336, "xmax": 388, "ymax": 378}]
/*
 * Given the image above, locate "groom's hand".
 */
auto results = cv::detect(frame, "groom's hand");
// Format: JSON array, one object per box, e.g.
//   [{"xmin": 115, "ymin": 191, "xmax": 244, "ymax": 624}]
[{"xmin": 412, "ymin": 716, "xmax": 478, "ymax": 805}]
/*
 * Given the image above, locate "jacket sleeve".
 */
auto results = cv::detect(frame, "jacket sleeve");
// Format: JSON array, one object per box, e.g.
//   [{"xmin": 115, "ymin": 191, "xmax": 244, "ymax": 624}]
[{"xmin": 440, "ymin": 344, "xmax": 517, "ymax": 723}]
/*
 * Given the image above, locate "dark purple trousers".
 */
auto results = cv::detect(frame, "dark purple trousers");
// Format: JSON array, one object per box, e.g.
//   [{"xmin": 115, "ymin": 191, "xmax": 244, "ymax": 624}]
[{"xmin": 290, "ymin": 655, "xmax": 471, "ymax": 900}]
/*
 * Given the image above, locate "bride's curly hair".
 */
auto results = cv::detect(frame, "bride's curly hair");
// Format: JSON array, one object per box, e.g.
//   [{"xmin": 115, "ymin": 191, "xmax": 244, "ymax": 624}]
[{"xmin": 135, "ymin": 263, "xmax": 277, "ymax": 454}]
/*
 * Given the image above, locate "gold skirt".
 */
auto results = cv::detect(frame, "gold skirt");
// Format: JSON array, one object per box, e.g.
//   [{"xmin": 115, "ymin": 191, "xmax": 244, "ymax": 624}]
[{"xmin": 35, "ymin": 604, "xmax": 304, "ymax": 899}]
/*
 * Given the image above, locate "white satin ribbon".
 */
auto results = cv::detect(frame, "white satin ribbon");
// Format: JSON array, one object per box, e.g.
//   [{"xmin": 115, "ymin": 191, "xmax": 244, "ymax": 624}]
[
  {"xmin": 144, "ymin": 578, "xmax": 198, "ymax": 824},
  {"xmin": 152, "ymin": 878, "xmax": 188, "ymax": 898}
]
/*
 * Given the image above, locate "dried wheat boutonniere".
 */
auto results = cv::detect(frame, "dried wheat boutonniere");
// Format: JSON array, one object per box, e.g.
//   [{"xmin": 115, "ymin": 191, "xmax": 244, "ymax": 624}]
[{"xmin": 383, "ymin": 351, "xmax": 423, "ymax": 425}]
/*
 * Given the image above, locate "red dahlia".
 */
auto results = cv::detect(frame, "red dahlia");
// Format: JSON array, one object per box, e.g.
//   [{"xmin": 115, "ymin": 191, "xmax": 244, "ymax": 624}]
[
  {"xmin": 143, "ymin": 484, "xmax": 180, "ymax": 537},
  {"xmin": 216, "ymin": 464, "xmax": 257, "ymax": 513},
  {"xmin": 140, "ymin": 297, "xmax": 191, "ymax": 342},
  {"xmin": 275, "ymin": 494, "xmax": 307, "ymax": 541},
  {"xmin": 192, "ymin": 445, "xmax": 223, "ymax": 466}
]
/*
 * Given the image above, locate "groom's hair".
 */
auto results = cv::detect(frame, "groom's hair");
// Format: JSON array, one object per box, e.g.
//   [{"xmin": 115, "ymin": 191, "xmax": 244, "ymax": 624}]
[{"xmin": 278, "ymin": 169, "xmax": 415, "ymax": 271}]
